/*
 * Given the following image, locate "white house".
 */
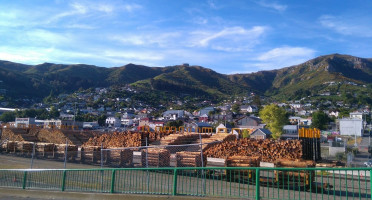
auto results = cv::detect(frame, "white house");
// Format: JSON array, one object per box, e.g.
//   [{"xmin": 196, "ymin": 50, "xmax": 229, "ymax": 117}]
[
  {"xmin": 339, "ymin": 118, "xmax": 363, "ymax": 136},
  {"xmin": 106, "ymin": 117, "xmax": 121, "ymax": 127},
  {"xmin": 349, "ymin": 112, "xmax": 363, "ymax": 120},
  {"xmin": 15, "ymin": 118, "xmax": 36, "ymax": 127}
]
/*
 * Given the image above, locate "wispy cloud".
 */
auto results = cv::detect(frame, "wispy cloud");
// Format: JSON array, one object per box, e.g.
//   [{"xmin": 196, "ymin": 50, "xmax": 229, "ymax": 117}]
[
  {"xmin": 256, "ymin": 1, "xmax": 287, "ymax": 12},
  {"xmin": 192, "ymin": 26, "xmax": 267, "ymax": 51},
  {"xmin": 254, "ymin": 46, "xmax": 316, "ymax": 70},
  {"xmin": 319, "ymin": 15, "xmax": 372, "ymax": 37}
]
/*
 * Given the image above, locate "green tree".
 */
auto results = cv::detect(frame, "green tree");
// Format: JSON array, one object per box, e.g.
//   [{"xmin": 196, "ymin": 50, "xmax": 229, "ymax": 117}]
[
  {"xmin": 0, "ymin": 111, "xmax": 16, "ymax": 122},
  {"xmin": 311, "ymin": 110, "xmax": 331, "ymax": 130},
  {"xmin": 49, "ymin": 106, "xmax": 60, "ymax": 119},
  {"xmin": 166, "ymin": 120, "xmax": 184, "ymax": 128},
  {"xmin": 259, "ymin": 104, "xmax": 288, "ymax": 139},
  {"xmin": 232, "ymin": 103, "xmax": 241, "ymax": 114}
]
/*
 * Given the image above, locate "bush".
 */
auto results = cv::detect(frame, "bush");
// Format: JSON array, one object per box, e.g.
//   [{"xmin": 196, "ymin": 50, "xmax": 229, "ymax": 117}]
[{"xmin": 335, "ymin": 152, "xmax": 345, "ymax": 161}]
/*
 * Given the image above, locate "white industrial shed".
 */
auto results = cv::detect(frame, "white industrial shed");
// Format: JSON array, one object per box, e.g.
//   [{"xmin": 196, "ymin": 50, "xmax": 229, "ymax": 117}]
[{"xmin": 339, "ymin": 118, "xmax": 363, "ymax": 136}]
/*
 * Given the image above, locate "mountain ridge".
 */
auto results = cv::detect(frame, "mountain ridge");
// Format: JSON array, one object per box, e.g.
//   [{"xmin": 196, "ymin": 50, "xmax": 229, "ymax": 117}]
[{"xmin": 1, "ymin": 54, "xmax": 372, "ymax": 102}]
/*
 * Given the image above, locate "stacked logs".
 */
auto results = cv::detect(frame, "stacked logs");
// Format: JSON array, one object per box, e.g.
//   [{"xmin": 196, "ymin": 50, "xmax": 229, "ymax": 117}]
[
  {"xmin": 160, "ymin": 133, "xmax": 210, "ymax": 145},
  {"xmin": 81, "ymin": 146, "xmax": 101, "ymax": 164},
  {"xmin": 35, "ymin": 143, "xmax": 55, "ymax": 158},
  {"xmin": 201, "ymin": 133, "xmax": 236, "ymax": 151},
  {"xmin": 141, "ymin": 148, "xmax": 170, "ymax": 167},
  {"xmin": 105, "ymin": 149, "xmax": 133, "ymax": 167},
  {"xmin": 147, "ymin": 131, "xmax": 171, "ymax": 142},
  {"xmin": 274, "ymin": 159, "xmax": 316, "ymax": 186},
  {"xmin": 204, "ymin": 138, "xmax": 302, "ymax": 162},
  {"xmin": 1, "ymin": 141, "xmax": 17, "ymax": 153},
  {"xmin": 16, "ymin": 141, "xmax": 34, "ymax": 154},
  {"xmin": 83, "ymin": 131, "xmax": 143, "ymax": 148},
  {"xmin": 176, "ymin": 151, "xmax": 207, "ymax": 167},
  {"xmin": 225, "ymin": 156, "xmax": 261, "ymax": 182},
  {"xmin": 54, "ymin": 144, "xmax": 78, "ymax": 161}
]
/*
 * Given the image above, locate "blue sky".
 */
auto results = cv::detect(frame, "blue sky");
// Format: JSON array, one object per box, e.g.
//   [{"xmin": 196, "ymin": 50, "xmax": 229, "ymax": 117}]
[{"xmin": 1, "ymin": 0, "xmax": 372, "ymax": 74}]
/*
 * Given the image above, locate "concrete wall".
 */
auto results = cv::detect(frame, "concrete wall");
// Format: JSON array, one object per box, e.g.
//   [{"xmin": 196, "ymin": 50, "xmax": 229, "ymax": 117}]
[
  {"xmin": 329, "ymin": 146, "xmax": 345, "ymax": 156},
  {"xmin": 339, "ymin": 118, "xmax": 363, "ymax": 136}
]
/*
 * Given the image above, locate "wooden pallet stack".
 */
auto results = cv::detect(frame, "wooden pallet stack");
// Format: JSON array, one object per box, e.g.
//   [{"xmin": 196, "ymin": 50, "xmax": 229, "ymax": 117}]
[
  {"xmin": 225, "ymin": 156, "xmax": 261, "ymax": 183},
  {"xmin": 176, "ymin": 151, "xmax": 207, "ymax": 167},
  {"xmin": 274, "ymin": 159, "xmax": 316, "ymax": 186},
  {"xmin": 141, "ymin": 148, "xmax": 170, "ymax": 167}
]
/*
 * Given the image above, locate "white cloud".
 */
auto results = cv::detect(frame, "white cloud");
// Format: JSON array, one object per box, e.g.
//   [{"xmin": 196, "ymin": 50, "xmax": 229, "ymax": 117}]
[
  {"xmin": 192, "ymin": 26, "xmax": 267, "ymax": 51},
  {"xmin": 319, "ymin": 15, "xmax": 372, "ymax": 37},
  {"xmin": 111, "ymin": 32, "xmax": 182, "ymax": 48},
  {"xmin": 256, "ymin": 1, "xmax": 287, "ymax": 12},
  {"xmin": 122, "ymin": 4, "xmax": 142, "ymax": 12},
  {"xmin": 255, "ymin": 46, "xmax": 316, "ymax": 70}
]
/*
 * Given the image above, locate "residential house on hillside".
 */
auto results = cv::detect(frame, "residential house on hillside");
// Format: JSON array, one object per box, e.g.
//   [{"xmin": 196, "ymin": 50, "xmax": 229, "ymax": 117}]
[
  {"xmin": 106, "ymin": 117, "xmax": 121, "ymax": 127},
  {"xmin": 235, "ymin": 116, "xmax": 264, "ymax": 129},
  {"xmin": 163, "ymin": 110, "xmax": 184, "ymax": 120},
  {"xmin": 240, "ymin": 105, "xmax": 258, "ymax": 114},
  {"xmin": 210, "ymin": 112, "xmax": 233, "ymax": 123},
  {"xmin": 216, "ymin": 123, "xmax": 232, "ymax": 133},
  {"xmin": 250, "ymin": 128, "xmax": 272, "ymax": 140},
  {"xmin": 198, "ymin": 107, "xmax": 214, "ymax": 116},
  {"xmin": 199, "ymin": 114, "xmax": 209, "ymax": 122}
]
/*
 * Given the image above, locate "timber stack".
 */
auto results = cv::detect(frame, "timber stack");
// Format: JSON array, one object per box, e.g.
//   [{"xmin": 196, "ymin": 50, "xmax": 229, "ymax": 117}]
[
  {"xmin": 274, "ymin": 159, "xmax": 316, "ymax": 186},
  {"xmin": 81, "ymin": 146, "xmax": 101, "ymax": 164},
  {"xmin": 141, "ymin": 148, "xmax": 170, "ymax": 167},
  {"xmin": 83, "ymin": 131, "xmax": 143, "ymax": 148},
  {"xmin": 54, "ymin": 144, "xmax": 78, "ymax": 161},
  {"xmin": 105, "ymin": 149, "xmax": 133, "ymax": 167},
  {"xmin": 225, "ymin": 156, "xmax": 260, "ymax": 183},
  {"xmin": 200, "ymin": 133, "xmax": 236, "ymax": 151},
  {"xmin": 176, "ymin": 151, "xmax": 207, "ymax": 167},
  {"xmin": 35, "ymin": 143, "xmax": 55, "ymax": 158},
  {"xmin": 204, "ymin": 138, "xmax": 302, "ymax": 162}
]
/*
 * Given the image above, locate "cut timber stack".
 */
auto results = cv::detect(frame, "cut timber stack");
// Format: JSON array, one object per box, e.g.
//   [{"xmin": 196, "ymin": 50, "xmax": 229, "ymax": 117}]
[
  {"xmin": 83, "ymin": 131, "xmax": 143, "ymax": 148},
  {"xmin": 148, "ymin": 131, "xmax": 170, "ymax": 143},
  {"xmin": 37, "ymin": 129, "xmax": 74, "ymax": 145},
  {"xmin": 160, "ymin": 133, "xmax": 210, "ymax": 145},
  {"xmin": 176, "ymin": 151, "xmax": 207, "ymax": 167},
  {"xmin": 141, "ymin": 148, "xmax": 170, "ymax": 167},
  {"xmin": 81, "ymin": 146, "xmax": 101, "ymax": 164},
  {"xmin": 35, "ymin": 143, "xmax": 55, "ymax": 158},
  {"xmin": 16, "ymin": 141, "xmax": 34, "ymax": 154},
  {"xmin": 1, "ymin": 128, "xmax": 38, "ymax": 142},
  {"xmin": 274, "ymin": 159, "xmax": 316, "ymax": 186},
  {"xmin": 2, "ymin": 141, "xmax": 17, "ymax": 153},
  {"xmin": 225, "ymin": 156, "xmax": 261, "ymax": 183},
  {"xmin": 200, "ymin": 133, "xmax": 236, "ymax": 151},
  {"xmin": 54, "ymin": 144, "xmax": 78, "ymax": 161},
  {"xmin": 105, "ymin": 149, "xmax": 133, "ymax": 167},
  {"xmin": 204, "ymin": 138, "xmax": 302, "ymax": 162}
]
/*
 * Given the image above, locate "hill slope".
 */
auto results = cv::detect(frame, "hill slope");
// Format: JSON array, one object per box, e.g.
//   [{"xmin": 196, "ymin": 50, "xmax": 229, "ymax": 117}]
[{"xmin": 0, "ymin": 54, "xmax": 372, "ymax": 102}]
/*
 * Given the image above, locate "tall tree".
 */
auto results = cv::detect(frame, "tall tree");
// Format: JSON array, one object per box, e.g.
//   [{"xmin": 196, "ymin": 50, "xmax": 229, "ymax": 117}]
[
  {"xmin": 259, "ymin": 104, "xmax": 288, "ymax": 139},
  {"xmin": 311, "ymin": 110, "xmax": 331, "ymax": 130}
]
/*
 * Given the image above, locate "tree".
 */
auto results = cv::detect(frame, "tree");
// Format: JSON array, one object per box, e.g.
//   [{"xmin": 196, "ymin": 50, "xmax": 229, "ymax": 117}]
[
  {"xmin": 166, "ymin": 120, "xmax": 184, "ymax": 128},
  {"xmin": 252, "ymin": 95, "xmax": 262, "ymax": 108},
  {"xmin": 232, "ymin": 103, "xmax": 241, "ymax": 114},
  {"xmin": 311, "ymin": 110, "xmax": 331, "ymax": 130},
  {"xmin": 259, "ymin": 104, "xmax": 288, "ymax": 139},
  {"xmin": 0, "ymin": 111, "xmax": 16, "ymax": 122}
]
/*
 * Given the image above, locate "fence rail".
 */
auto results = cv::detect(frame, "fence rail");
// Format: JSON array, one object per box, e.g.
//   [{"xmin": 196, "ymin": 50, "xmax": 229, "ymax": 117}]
[{"xmin": 0, "ymin": 167, "xmax": 371, "ymax": 199}]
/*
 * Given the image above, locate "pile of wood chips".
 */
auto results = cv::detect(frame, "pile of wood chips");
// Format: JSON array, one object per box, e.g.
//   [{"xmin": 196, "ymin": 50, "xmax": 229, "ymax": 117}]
[{"xmin": 204, "ymin": 138, "xmax": 302, "ymax": 162}]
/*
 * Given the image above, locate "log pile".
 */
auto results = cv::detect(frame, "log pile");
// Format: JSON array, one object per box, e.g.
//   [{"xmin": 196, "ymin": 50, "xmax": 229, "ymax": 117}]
[
  {"xmin": 160, "ymin": 133, "xmax": 210, "ymax": 146},
  {"xmin": 16, "ymin": 141, "xmax": 34, "ymax": 154},
  {"xmin": 1, "ymin": 128, "xmax": 27, "ymax": 141},
  {"xmin": 201, "ymin": 133, "xmax": 236, "ymax": 151},
  {"xmin": 1, "ymin": 141, "xmax": 17, "ymax": 152},
  {"xmin": 81, "ymin": 146, "xmax": 101, "ymax": 163},
  {"xmin": 37, "ymin": 129, "xmax": 74, "ymax": 145},
  {"xmin": 274, "ymin": 159, "xmax": 315, "ymax": 186},
  {"xmin": 106, "ymin": 149, "xmax": 133, "ymax": 167},
  {"xmin": 148, "ymin": 131, "xmax": 170, "ymax": 142},
  {"xmin": 35, "ymin": 143, "xmax": 55, "ymax": 158},
  {"xmin": 225, "ymin": 156, "xmax": 261, "ymax": 182},
  {"xmin": 204, "ymin": 138, "xmax": 302, "ymax": 162},
  {"xmin": 141, "ymin": 148, "xmax": 170, "ymax": 167},
  {"xmin": 54, "ymin": 144, "xmax": 78, "ymax": 160},
  {"xmin": 83, "ymin": 131, "xmax": 143, "ymax": 148},
  {"xmin": 176, "ymin": 151, "xmax": 207, "ymax": 167}
]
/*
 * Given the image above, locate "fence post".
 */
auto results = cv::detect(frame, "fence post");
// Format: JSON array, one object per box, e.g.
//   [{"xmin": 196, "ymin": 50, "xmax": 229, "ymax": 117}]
[
  {"xmin": 370, "ymin": 170, "xmax": 372, "ymax": 200},
  {"xmin": 61, "ymin": 170, "xmax": 66, "ymax": 191},
  {"xmin": 22, "ymin": 171, "xmax": 27, "ymax": 189},
  {"xmin": 30, "ymin": 142, "xmax": 35, "ymax": 169},
  {"xmin": 64, "ymin": 139, "xmax": 68, "ymax": 169},
  {"xmin": 256, "ymin": 168, "xmax": 260, "ymax": 200},
  {"xmin": 111, "ymin": 169, "xmax": 116, "ymax": 193},
  {"xmin": 173, "ymin": 168, "xmax": 178, "ymax": 196}
]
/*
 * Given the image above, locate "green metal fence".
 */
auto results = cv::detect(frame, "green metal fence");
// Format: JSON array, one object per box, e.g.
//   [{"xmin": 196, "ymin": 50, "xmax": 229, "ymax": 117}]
[{"xmin": 0, "ymin": 167, "xmax": 371, "ymax": 199}]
